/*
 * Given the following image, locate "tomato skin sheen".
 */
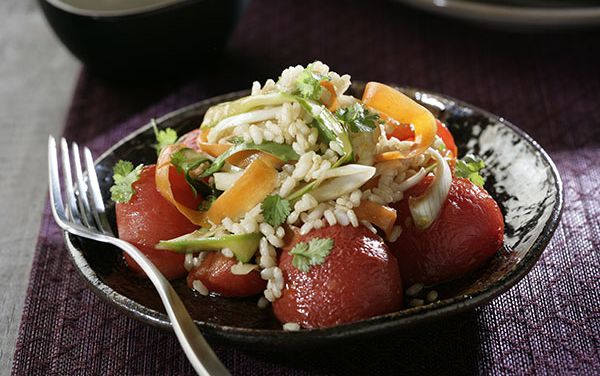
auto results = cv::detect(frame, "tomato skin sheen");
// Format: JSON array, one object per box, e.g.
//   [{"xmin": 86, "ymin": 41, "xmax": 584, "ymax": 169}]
[
  {"xmin": 273, "ymin": 225, "xmax": 403, "ymax": 329},
  {"xmin": 435, "ymin": 120, "xmax": 458, "ymax": 158},
  {"xmin": 116, "ymin": 165, "xmax": 199, "ymax": 279},
  {"xmin": 186, "ymin": 253, "xmax": 266, "ymax": 297},
  {"xmin": 391, "ymin": 177, "xmax": 504, "ymax": 285}
]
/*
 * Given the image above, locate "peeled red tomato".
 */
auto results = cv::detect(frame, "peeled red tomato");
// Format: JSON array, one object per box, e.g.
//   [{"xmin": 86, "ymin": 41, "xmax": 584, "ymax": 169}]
[
  {"xmin": 391, "ymin": 177, "xmax": 504, "ymax": 285},
  {"xmin": 186, "ymin": 253, "xmax": 266, "ymax": 297},
  {"xmin": 115, "ymin": 164, "xmax": 201, "ymax": 279},
  {"xmin": 273, "ymin": 225, "xmax": 403, "ymax": 328}
]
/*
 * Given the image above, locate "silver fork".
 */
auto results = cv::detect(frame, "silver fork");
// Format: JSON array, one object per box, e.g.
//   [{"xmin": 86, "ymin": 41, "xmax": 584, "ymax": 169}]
[{"xmin": 48, "ymin": 136, "xmax": 230, "ymax": 376}]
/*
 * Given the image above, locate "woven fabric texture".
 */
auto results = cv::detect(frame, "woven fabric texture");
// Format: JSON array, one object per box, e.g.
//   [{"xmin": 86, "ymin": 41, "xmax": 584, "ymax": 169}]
[{"xmin": 12, "ymin": 0, "xmax": 599, "ymax": 374}]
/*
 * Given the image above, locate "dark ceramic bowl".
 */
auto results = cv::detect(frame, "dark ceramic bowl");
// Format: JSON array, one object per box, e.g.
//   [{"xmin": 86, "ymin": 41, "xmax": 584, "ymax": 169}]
[
  {"xmin": 40, "ymin": 0, "xmax": 245, "ymax": 77},
  {"xmin": 394, "ymin": 0, "xmax": 600, "ymax": 30},
  {"xmin": 64, "ymin": 84, "xmax": 563, "ymax": 349}
]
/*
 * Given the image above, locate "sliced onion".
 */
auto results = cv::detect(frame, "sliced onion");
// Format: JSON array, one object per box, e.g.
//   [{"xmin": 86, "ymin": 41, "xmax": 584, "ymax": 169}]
[
  {"xmin": 408, "ymin": 149, "xmax": 451, "ymax": 230},
  {"xmin": 214, "ymin": 171, "xmax": 243, "ymax": 191},
  {"xmin": 311, "ymin": 164, "xmax": 376, "ymax": 202},
  {"xmin": 201, "ymin": 92, "xmax": 294, "ymax": 128},
  {"xmin": 397, "ymin": 167, "xmax": 427, "ymax": 192},
  {"xmin": 155, "ymin": 144, "xmax": 207, "ymax": 226},
  {"xmin": 207, "ymin": 107, "xmax": 281, "ymax": 143}
]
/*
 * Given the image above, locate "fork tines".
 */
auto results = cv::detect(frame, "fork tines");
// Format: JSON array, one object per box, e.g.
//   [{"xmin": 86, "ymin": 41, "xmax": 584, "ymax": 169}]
[{"xmin": 48, "ymin": 136, "xmax": 113, "ymax": 235}]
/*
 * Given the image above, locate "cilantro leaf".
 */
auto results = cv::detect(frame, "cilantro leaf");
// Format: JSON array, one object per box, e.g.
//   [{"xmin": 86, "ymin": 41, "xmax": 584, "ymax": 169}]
[
  {"xmin": 152, "ymin": 119, "xmax": 178, "ymax": 155},
  {"xmin": 110, "ymin": 160, "xmax": 143, "ymax": 203},
  {"xmin": 295, "ymin": 69, "xmax": 323, "ymax": 100},
  {"xmin": 289, "ymin": 237, "xmax": 334, "ymax": 272},
  {"xmin": 455, "ymin": 154, "xmax": 486, "ymax": 187},
  {"xmin": 170, "ymin": 148, "xmax": 210, "ymax": 195},
  {"xmin": 262, "ymin": 195, "xmax": 291, "ymax": 227},
  {"xmin": 335, "ymin": 103, "xmax": 382, "ymax": 133},
  {"xmin": 295, "ymin": 64, "xmax": 332, "ymax": 101}
]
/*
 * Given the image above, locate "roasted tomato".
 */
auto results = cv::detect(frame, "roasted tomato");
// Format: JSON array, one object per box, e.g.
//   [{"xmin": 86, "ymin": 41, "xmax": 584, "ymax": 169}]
[
  {"xmin": 387, "ymin": 119, "xmax": 457, "ymax": 159},
  {"xmin": 273, "ymin": 225, "xmax": 403, "ymax": 328},
  {"xmin": 187, "ymin": 252, "xmax": 266, "ymax": 297},
  {"xmin": 435, "ymin": 120, "xmax": 457, "ymax": 158},
  {"xmin": 388, "ymin": 121, "xmax": 414, "ymax": 141},
  {"xmin": 116, "ymin": 164, "xmax": 201, "ymax": 279},
  {"xmin": 390, "ymin": 177, "xmax": 504, "ymax": 285}
]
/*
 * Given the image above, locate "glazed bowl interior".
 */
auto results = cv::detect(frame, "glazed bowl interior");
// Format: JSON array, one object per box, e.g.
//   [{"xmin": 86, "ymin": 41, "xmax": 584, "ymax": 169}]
[{"xmin": 65, "ymin": 83, "xmax": 562, "ymax": 349}]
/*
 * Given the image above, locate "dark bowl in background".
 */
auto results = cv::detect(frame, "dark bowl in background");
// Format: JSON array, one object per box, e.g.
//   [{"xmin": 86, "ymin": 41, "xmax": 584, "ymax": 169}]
[{"xmin": 39, "ymin": 0, "xmax": 246, "ymax": 78}]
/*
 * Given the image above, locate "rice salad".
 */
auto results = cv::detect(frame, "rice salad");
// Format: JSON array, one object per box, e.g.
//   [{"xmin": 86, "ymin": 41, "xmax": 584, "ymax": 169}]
[
  {"xmin": 111, "ymin": 61, "xmax": 504, "ymax": 330},
  {"xmin": 167, "ymin": 62, "xmax": 447, "ymax": 302}
]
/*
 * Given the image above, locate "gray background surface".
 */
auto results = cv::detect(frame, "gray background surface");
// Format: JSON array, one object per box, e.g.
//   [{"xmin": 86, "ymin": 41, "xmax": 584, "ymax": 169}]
[{"xmin": 0, "ymin": 0, "xmax": 78, "ymax": 372}]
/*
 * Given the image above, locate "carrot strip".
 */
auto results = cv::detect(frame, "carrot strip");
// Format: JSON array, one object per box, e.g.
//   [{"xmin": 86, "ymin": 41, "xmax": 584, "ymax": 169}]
[
  {"xmin": 231, "ymin": 151, "xmax": 284, "ymax": 169},
  {"xmin": 156, "ymin": 144, "xmax": 279, "ymax": 227},
  {"xmin": 196, "ymin": 130, "xmax": 284, "ymax": 169},
  {"xmin": 198, "ymin": 129, "xmax": 209, "ymax": 143},
  {"xmin": 198, "ymin": 142, "xmax": 230, "ymax": 157},
  {"xmin": 196, "ymin": 129, "xmax": 230, "ymax": 157},
  {"xmin": 374, "ymin": 151, "xmax": 405, "ymax": 163},
  {"xmin": 226, "ymin": 150, "xmax": 257, "ymax": 166},
  {"xmin": 320, "ymin": 80, "xmax": 339, "ymax": 111},
  {"xmin": 354, "ymin": 200, "xmax": 397, "ymax": 236},
  {"xmin": 155, "ymin": 144, "xmax": 207, "ymax": 225},
  {"xmin": 257, "ymin": 153, "xmax": 284, "ymax": 169},
  {"xmin": 362, "ymin": 176, "xmax": 380, "ymax": 190},
  {"xmin": 362, "ymin": 82, "xmax": 436, "ymax": 159},
  {"xmin": 205, "ymin": 158, "xmax": 277, "ymax": 225}
]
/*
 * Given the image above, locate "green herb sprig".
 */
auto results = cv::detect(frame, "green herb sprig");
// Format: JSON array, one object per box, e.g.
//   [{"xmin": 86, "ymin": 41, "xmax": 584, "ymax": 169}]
[
  {"xmin": 290, "ymin": 237, "xmax": 334, "ymax": 272},
  {"xmin": 455, "ymin": 154, "xmax": 486, "ymax": 187},
  {"xmin": 170, "ymin": 148, "xmax": 211, "ymax": 195},
  {"xmin": 110, "ymin": 160, "xmax": 143, "ymax": 203},
  {"xmin": 335, "ymin": 103, "xmax": 382, "ymax": 133},
  {"xmin": 152, "ymin": 119, "xmax": 178, "ymax": 155},
  {"xmin": 262, "ymin": 195, "xmax": 291, "ymax": 227}
]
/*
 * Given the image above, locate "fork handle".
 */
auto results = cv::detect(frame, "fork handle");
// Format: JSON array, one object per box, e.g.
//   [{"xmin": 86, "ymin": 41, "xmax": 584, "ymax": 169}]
[{"xmin": 109, "ymin": 237, "xmax": 231, "ymax": 376}]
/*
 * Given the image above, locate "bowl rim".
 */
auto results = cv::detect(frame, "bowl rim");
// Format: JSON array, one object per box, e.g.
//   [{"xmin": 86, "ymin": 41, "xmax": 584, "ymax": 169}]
[
  {"xmin": 394, "ymin": 0, "xmax": 600, "ymax": 28},
  {"xmin": 63, "ymin": 85, "xmax": 564, "ymax": 345},
  {"xmin": 43, "ymin": 0, "xmax": 199, "ymax": 17}
]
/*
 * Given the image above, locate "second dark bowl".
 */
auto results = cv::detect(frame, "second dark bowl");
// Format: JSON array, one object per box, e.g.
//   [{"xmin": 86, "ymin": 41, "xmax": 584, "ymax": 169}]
[{"xmin": 40, "ymin": 0, "xmax": 245, "ymax": 78}]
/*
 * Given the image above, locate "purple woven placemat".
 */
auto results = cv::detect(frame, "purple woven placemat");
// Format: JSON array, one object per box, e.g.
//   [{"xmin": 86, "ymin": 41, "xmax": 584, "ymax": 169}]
[{"xmin": 12, "ymin": 0, "xmax": 600, "ymax": 374}]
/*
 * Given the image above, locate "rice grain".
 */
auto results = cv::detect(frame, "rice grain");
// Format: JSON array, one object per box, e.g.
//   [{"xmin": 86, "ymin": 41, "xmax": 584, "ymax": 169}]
[{"xmin": 192, "ymin": 280, "xmax": 209, "ymax": 296}]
